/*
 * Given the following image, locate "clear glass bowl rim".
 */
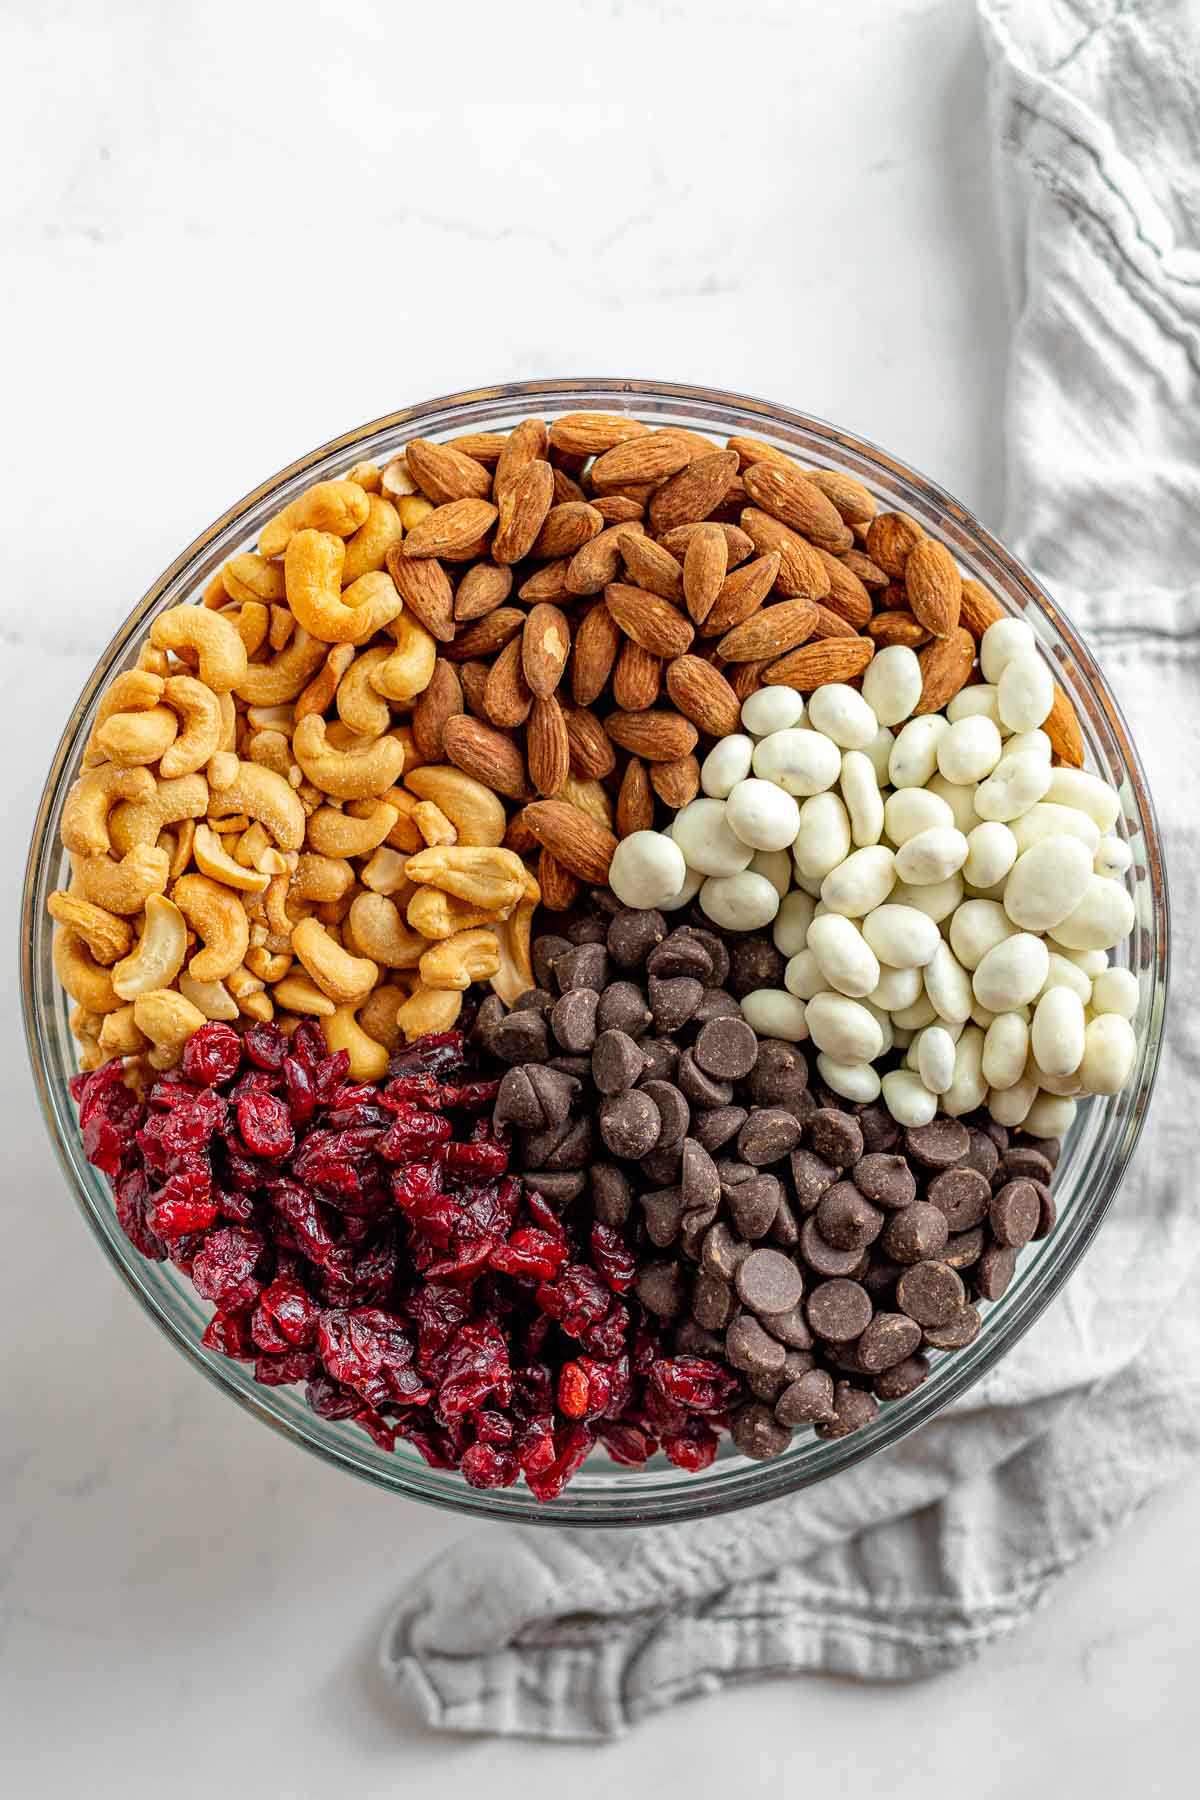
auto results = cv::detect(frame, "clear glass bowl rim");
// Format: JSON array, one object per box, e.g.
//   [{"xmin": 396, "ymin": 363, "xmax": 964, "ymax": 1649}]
[{"xmin": 20, "ymin": 376, "xmax": 1170, "ymax": 1527}]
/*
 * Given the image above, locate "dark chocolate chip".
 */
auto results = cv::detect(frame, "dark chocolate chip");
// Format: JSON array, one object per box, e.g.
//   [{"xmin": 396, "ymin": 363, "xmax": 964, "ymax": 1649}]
[
  {"xmin": 861, "ymin": 1253, "xmax": 904, "ymax": 1299},
  {"xmin": 974, "ymin": 1242, "xmax": 1018, "ymax": 1301},
  {"xmin": 512, "ymin": 986, "xmax": 554, "ymax": 1015},
  {"xmin": 641, "ymin": 1080, "xmax": 690, "ymax": 1146},
  {"xmin": 634, "ymin": 1260, "xmax": 688, "ymax": 1318},
  {"xmin": 855, "ymin": 1311, "xmax": 923, "ymax": 1373},
  {"xmin": 1001, "ymin": 1147, "xmax": 1054, "ymax": 1185},
  {"xmin": 726, "ymin": 1313, "xmax": 787, "ymax": 1375},
  {"xmin": 738, "ymin": 1107, "xmax": 802, "ymax": 1167},
  {"xmin": 1014, "ymin": 1131, "xmax": 1060, "ymax": 1170},
  {"xmin": 926, "ymin": 1166, "xmax": 991, "ymax": 1232},
  {"xmin": 806, "ymin": 1278, "xmax": 873, "ymax": 1341},
  {"xmin": 775, "ymin": 1368, "xmax": 836, "ymax": 1425},
  {"xmin": 550, "ymin": 987, "xmax": 599, "ymax": 1053},
  {"xmin": 564, "ymin": 912, "xmax": 609, "ymax": 945},
  {"xmin": 692, "ymin": 1270, "xmax": 735, "ymax": 1332},
  {"xmin": 745, "ymin": 1366, "xmax": 787, "ymax": 1402},
  {"xmin": 702, "ymin": 1222, "xmax": 750, "ymax": 1281},
  {"xmin": 641, "ymin": 1140, "xmax": 683, "ymax": 1184},
  {"xmin": 595, "ymin": 980, "xmax": 653, "ymax": 1038},
  {"xmin": 799, "ymin": 1215, "xmax": 867, "ymax": 1278},
  {"xmin": 493, "ymin": 1066, "xmax": 544, "ymax": 1130},
  {"xmin": 789, "ymin": 1148, "xmax": 838, "ymax": 1212},
  {"xmin": 962, "ymin": 1127, "xmax": 1000, "ymax": 1181},
  {"xmin": 681, "ymin": 1137, "xmax": 721, "ymax": 1213},
  {"xmin": 748, "ymin": 1038, "xmax": 810, "ymax": 1107},
  {"xmin": 760, "ymin": 1301, "xmax": 813, "ymax": 1349},
  {"xmin": 881, "ymin": 1201, "xmax": 950, "ymax": 1264},
  {"xmin": 989, "ymin": 1179, "xmax": 1041, "ymax": 1248},
  {"xmin": 599, "ymin": 1089, "xmax": 661, "ymax": 1159},
  {"xmin": 554, "ymin": 942, "xmax": 609, "ymax": 992},
  {"xmin": 674, "ymin": 926, "xmax": 730, "ymax": 987},
  {"xmin": 591, "ymin": 1028, "xmax": 647, "ymax": 1095},
  {"xmin": 591, "ymin": 1162, "xmax": 632, "ymax": 1227},
  {"xmin": 922, "ymin": 1303, "xmax": 981, "ymax": 1350},
  {"xmin": 607, "ymin": 907, "xmax": 667, "ymax": 969},
  {"xmin": 648, "ymin": 975, "xmax": 704, "ymax": 1032},
  {"xmin": 694, "ymin": 1015, "xmax": 760, "ymax": 1081},
  {"xmin": 872, "ymin": 1353, "xmax": 930, "ymax": 1400},
  {"xmin": 543, "ymin": 1116, "xmax": 593, "ymax": 1170},
  {"xmin": 1031, "ymin": 1180, "xmax": 1057, "ymax": 1240},
  {"xmin": 943, "ymin": 1226, "xmax": 985, "ymax": 1270},
  {"xmin": 728, "ymin": 937, "xmax": 785, "ymax": 998},
  {"xmin": 851, "ymin": 1153, "xmax": 916, "ymax": 1209},
  {"xmin": 692, "ymin": 987, "xmax": 742, "ymax": 1026},
  {"xmin": 547, "ymin": 1054, "xmax": 591, "ymax": 1079},
  {"xmin": 896, "ymin": 1259, "xmax": 965, "ymax": 1327},
  {"xmin": 691, "ymin": 1104, "xmax": 748, "ymax": 1154},
  {"xmin": 677, "ymin": 1048, "xmax": 733, "ymax": 1109},
  {"xmin": 807, "ymin": 1108, "xmax": 864, "ymax": 1168},
  {"xmin": 726, "ymin": 1172, "xmax": 783, "ymax": 1241},
  {"xmin": 521, "ymin": 1170, "xmax": 586, "ymax": 1207},
  {"xmin": 531, "ymin": 932, "xmax": 571, "ymax": 990},
  {"xmin": 674, "ymin": 1318, "xmax": 724, "ymax": 1358},
  {"xmin": 638, "ymin": 1037, "xmax": 680, "ymax": 1083},
  {"xmin": 493, "ymin": 1009, "xmax": 550, "ymax": 1064},
  {"xmin": 736, "ymin": 1247, "xmax": 804, "ymax": 1316},
  {"xmin": 857, "ymin": 1101, "xmax": 902, "ymax": 1154},
  {"xmin": 640, "ymin": 1186, "xmax": 685, "ymax": 1246},
  {"xmin": 646, "ymin": 932, "xmax": 713, "ymax": 982},
  {"xmin": 731, "ymin": 1401, "xmax": 793, "ymax": 1459},
  {"xmin": 816, "ymin": 1182, "xmax": 884, "ymax": 1251},
  {"xmin": 815, "ymin": 1382, "xmax": 880, "ymax": 1439},
  {"xmin": 904, "ymin": 1118, "xmax": 971, "ymax": 1169},
  {"xmin": 769, "ymin": 1192, "xmax": 800, "ymax": 1248}
]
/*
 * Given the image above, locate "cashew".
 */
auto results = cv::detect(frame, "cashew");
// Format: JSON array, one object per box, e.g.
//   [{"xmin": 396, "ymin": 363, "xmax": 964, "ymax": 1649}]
[
  {"xmin": 227, "ymin": 963, "xmax": 267, "ymax": 1010},
  {"xmin": 93, "ymin": 705, "xmax": 179, "ymax": 767},
  {"xmin": 491, "ymin": 895, "xmax": 537, "ymax": 1006},
  {"xmin": 83, "ymin": 670, "xmax": 165, "ymax": 765},
  {"xmin": 347, "ymin": 892, "xmax": 427, "ymax": 968},
  {"xmin": 295, "ymin": 643, "xmax": 357, "ymax": 727},
  {"xmin": 46, "ymin": 890, "xmax": 133, "ymax": 964},
  {"xmin": 392, "ymin": 725, "xmax": 427, "ymax": 777},
  {"xmin": 137, "ymin": 644, "xmax": 171, "ymax": 677},
  {"xmin": 207, "ymin": 750, "xmax": 240, "ymax": 791},
  {"xmin": 406, "ymin": 886, "xmax": 499, "ymax": 941},
  {"xmin": 346, "ymin": 459, "xmax": 382, "ymax": 494},
  {"xmin": 53, "ymin": 927, "xmax": 122, "ymax": 1013},
  {"xmin": 173, "ymin": 873, "xmax": 250, "ymax": 982},
  {"xmin": 192, "ymin": 822, "xmax": 270, "ymax": 892},
  {"xmin": 335, "ymin": 647, "xmax": 393, "ymax": 738},
  {"xmin": 157, "ymin": 676, "xmax": 224, "ymax": 778},
  {"xmin": 240, "ymin": 990, "xmax": 275, "ymax": 1022},
  {"xmin": 73, "ymin": 846, "xmax": 170, "ymax": 915},
  {"xmin": 132, "ymin": 989, "xmax": 208, "ymax": 1070},
  {"xmin": 265, "ymin": 873, "xmax": 306, "ymax": 938},
  {"xmin": 291, "ymin": 713, "xmax": 405, "ymax": 801},
  {"xmin": 396, "ymin": 496, "xmax": 434, "ymax": 532},
  {"xmin": 341, "ymin": 570, "xmax": 405, "ymax": 643},
  {"xmin": 222, "ymin": 552, "xmax": 287, "ymax": 604},
  {"xmin": 269, "ymin": 605, "xmax": 294, "ymax": 651},
  {"xmin": 396, "ymin": 984, "xmax": 463, "ymax": 1042},
  {"xmin": 150, "ymin": 605, "xmax": 249, "ymax": 693},
  {"xmin": 244, "ymin": 946, "xmax": 293, "ymax": 983},
  {"xmin": 306, "ymin": 797, "xmax": 398, "ymax": 859},
  {"xmin": 98, "ymin": 1004, "xmax": 150, "ymax": 1057},
  {"xmin": 291, "ymin": 916, "xmax": 378, "ymax": 1003},
  {"xmin": 360, "ymin": 846, "xmax": 411, "ymax": 895},
  {"xmin": 111, "ymin": 893, "xmax": 189, "ymax": 999},
  {"xmin": 217, "ymin": 690, "xmax": 237, "ymax": 752},
  {"xmin": 164, "ymin": 817, "xmax": 197, "ymax": 882},
  {"xmin": 291, "ymin": 853, "xmax": 355, "ymax": 904},
  {"xmin": 403, "ymin": 765, "xmax": 506, "ymax": 848},
  {"xmin": 419, "ymin": 927, "xmax": 502, "ymax": 993},
  {"xmin": 259, "ymin": 479, "xmax": 370, "ymax": 558},
  {"xmin": 62, "ymin": 764, "xmax": 157, "ymax": 856},
  {"xmin": 381, "ymin": 456, "xmax": 418, "ymax": 500},
  {"xmin": 246, "ymin": 704, "xmax": 295, "ymax": 734},
  {"xmin": 247, "ymin": 729, "xmax": 294, "ymax": 778},
  {"xmin": 272, "ymin": 971, "xmax": 338, "ymax": 1017},
  {"xmin": 404, "ymin": 845, "xmax": 527, "ymax": 915},
  {"xmin": 235, "ymin": 625, "xmax": 326, "ymax": 706},
  {"xmin": 235, "ymin": 600, "xmax": 270, "ymax": 658},
  {"xmin": 341, "ymin": 495, "xmax": 403, "ymax": 584},
  {"xmin": 322, "ymin": 1002, "xmax": 390, "ymax": 1080},
  {"xmin": 369, "ymin": 612, "xmax": 436, "ymax": 705},
  {"xmin": 235, "ymin": 820, "xmax": 295, "ymax": 876},
  {"xmin": 204, "ymin": 759, "xmax": 305, "ymax": 849},
  {"xmin": 357, "ymin": 983, "xmax": 408, "ymax": 1053},
  {"xmin": 107, "ymin": 772, "xmax": 208, "ymax": 855},
  {"xmin": 178, "ymin": 971, "xmax": 240, "ymax": 1022},
  {"xmin": 368, "ymin": 787, "xmax": 424, "ymax": 853}
]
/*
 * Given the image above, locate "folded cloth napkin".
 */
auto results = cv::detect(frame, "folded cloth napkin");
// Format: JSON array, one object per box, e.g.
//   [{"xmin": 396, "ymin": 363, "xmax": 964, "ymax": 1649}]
[{"xmin": 380, "ymin": 0, "xmax": 1200, "ymax": 1737}]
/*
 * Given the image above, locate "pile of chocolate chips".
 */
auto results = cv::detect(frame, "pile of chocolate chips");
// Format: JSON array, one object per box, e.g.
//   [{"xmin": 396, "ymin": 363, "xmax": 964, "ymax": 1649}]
[{"xmin": 472, "ymin": 896, "xmax": 1062, "ymax": 1457}]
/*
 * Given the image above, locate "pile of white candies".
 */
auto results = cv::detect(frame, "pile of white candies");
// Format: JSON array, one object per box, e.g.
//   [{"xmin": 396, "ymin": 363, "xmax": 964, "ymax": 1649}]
[{"xmin": 608, "ymin": 618, "xmax": 1140, "ymax": 1137}]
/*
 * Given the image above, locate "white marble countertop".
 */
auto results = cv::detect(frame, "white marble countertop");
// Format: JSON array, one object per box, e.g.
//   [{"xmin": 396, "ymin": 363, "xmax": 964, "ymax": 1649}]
[{"xmin": 3, "ymin": 0, "xmax": 1196, "ymax": 1791}]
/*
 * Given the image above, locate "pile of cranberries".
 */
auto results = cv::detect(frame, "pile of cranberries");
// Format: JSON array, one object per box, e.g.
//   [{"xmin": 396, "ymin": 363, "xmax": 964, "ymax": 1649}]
[{"xmin": 72, "ymin": 1019, "xmax": 737, "ymax": 1498}]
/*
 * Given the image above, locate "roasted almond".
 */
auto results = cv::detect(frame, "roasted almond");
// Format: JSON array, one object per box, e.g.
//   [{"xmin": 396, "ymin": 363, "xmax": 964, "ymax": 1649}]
[
  {"xmin": 547, "ymin": 412, "xmax": 652, "ymax": 457},
  {"xmin": 605, "ymin": 582, "xmax": 694, "ymax": 659},
  {"xmin": 904, "ymin": 537, "xmax": 962, "ymax": 638},
  {"xmin": 650, "ymin": 753, "xmax": 700, "ymax": 809},
  {"xmin": 913, "ymin": 627, "xmax": 975, "ymax": 714},
  {"xmin": 385, "ymin": 546, "xmax": 455, "ymax": 642},
  {"xmin": 866, "ymin": 611, "xmax": 931, "ymax": 648},
  {"xmin": 763, "ymin": 636, "xmax": 875, "ymax": 689},
  {"xmin": 522, "ymin": 602, "xmax": 571, "ymax": 698},
  {"xmin": 446, "ymin": 606, "xmax": 525, "ymax": 661},
  {"xmin": 410, "ymin": 658, "xmax": 464, "ymax": 761},
  {"xmin": 493, "ymin": 417, "xmax": 548, "ymax": 499},
  {"xmin": 739, "ymin": 508, "xmax": 831, "ymax": 600},
  {"xmin": 612, "ymin": 639, "xmax": 663, "ymax": 710},
  {"xmin": 659, "ymin": 521, "xmax": 753, "ymax": 567},
  {"xmin": 526, "ymin": 694, "xmax": 570, "ymax": 798},
  {"xmin": 562, "ymin": 703, "xmax": 617, "ymax": 779},
  {"xmin": 483, "ymin": 635, "xmax": 533, "ymax": 729},
  {"xmin": 401, "ymin": 497, "xmax": 498, "ymax": 561},
  {"xmin": 518, "ymin": 559, "xmax": 570, "ymax": 601},
  {"xmin": 840, "ymin": 547, "xmax": 889, "ymax": 589},
  {"xmin": 405, "ymin": 438, "xmax": 492, "ymax": 505},
  {"xmin": 725, "ymin": 436, "xmax": 799, "ymax": 475},
  {"xmin": 570, "ymin": 600, "xmax": 623, "ymax": 705},
  {"xmin": 658, "ymin": 427, "xmax": 720, "ymax": 462},
  {"xmin": 665, "ymin": 655, "xmax": 742, "ymax": 737},
  {"xmin": 804, "ymin": 467, "xmax": 877, "ymax": 524},
  {"xmin": 492, "ymin": 459, "xmax": 554, "ymax": 565},
  {"xmin": 520, "ymin": 799, "xmax": 617, "ymax": 883},
  {"xmin": 552, "ymin": 466, "xmax": 587, "ymax": 504},
  {"xmin": 446, "ymin": 431, "xmax": 509, "ymax": 467},
  {"xmin": 616, "ymin": 756, "xmax": 654, "ymax": 837},
  {"xmin": 959, "ymin": 577, "xmax": 1007, "ymax": 638},
  {"xmin": 589, "ymin": 433, "xmax": 691, "ymax": 492},
  {"xmin": 591, "ymin": 495, "xmax": 646, "ymax": 524},
  {"xmin": 565, "ymin": 521, "xmax": 645, "ymax": 595},
  {"xmin": 442, "ymin": 714, "xmax": 531, "ymax": 800},
  {"xmin": 619, "ymin": 530, "xmax": 685, "ymax": 601},
  {"xmin": 458, "ymin": 659, "xmax": 490, "ymax": 719},
  {"xmin": 812, "ymin": 545, "xmax": 872, "ymax": 629},
  {"xmin": 648, "ymin": 449, "xmax": 740, "ymax": 534},
  {"xmin": 729, "ymin": 659, "xmax": 770, "ymax": 702},
  {"xmin": 604, "ymin": 709, "xmax": 698, "ymax": 762},
  {"xmin": 1044, "ymin": 681, "xmax": 1085, "ymax": 767},
  {"xmin": 454, "ymin": 560, "xmax": 514, "ymax": 622},
  {"xmin": 701, "ymin": 551, "xmax": 782, "ymax": 637},
  {"xmin": 530, "ymin": 501, "xmax": 604, "ymax": 560},
  {"xmin": 504, "ymin": 809, "xmax": 539, "ymax": 855},
  {"xmin": 717, "ymin": 597, "xmax": 819, "ymax": 663},
  {"xmin": 538, "ymin": 846, "xmax": 580, "ymax": 912},
  {"xmin": 865, "ymin": 510, "xmax": 925, "ymax": 579},
  {"xmin": 682, "ymin": 523, "xmax": 728, "ymax": 625},
  {"xmin": 810, "ymin": 603, "xmax": 860, "ymax": 640},
  {"xmin": 742, "ymin": 462, "xmax": 853, "ymax": 551}
]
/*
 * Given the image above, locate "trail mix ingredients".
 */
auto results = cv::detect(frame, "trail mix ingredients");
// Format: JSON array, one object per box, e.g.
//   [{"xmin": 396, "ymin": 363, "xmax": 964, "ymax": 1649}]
[
  {"xmin": 474, "ymin": 898, "xmax": 1063, "ymax": 1455},
  {"xmin": 73, "ymin": 1018, "xmax": 741, "ymax": 1496}
]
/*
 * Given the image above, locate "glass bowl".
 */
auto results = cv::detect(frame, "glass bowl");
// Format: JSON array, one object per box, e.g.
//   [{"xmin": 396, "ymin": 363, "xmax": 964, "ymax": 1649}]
[{"xmin": 21, "ymin": 378, "xmax": 1169, "ymax": 1526}]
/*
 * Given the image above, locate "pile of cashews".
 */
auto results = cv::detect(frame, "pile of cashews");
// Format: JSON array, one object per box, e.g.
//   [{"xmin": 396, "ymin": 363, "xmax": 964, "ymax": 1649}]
[
  {"xmin": 608, "ymin": 619, "xmax": 1140, "ymax": 1136},
  {"xmin": 50, "ymin": 462, "xmax": 555, "ymax": 1083}
]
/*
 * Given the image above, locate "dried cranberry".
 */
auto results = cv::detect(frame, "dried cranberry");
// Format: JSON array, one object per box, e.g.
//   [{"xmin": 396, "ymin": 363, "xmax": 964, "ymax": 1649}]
[
  {"xmin": 192, "ymin": 1226, "xmax": 265, "ymax": 1312},
  {"xmin": 181, "ymin": 1022, "xmax": 242, "ymax": 1087},
  {"xmin": 489, "ymin": 1228, "xmax": 569, "ymax": 1283},
  {"xmin": 379, "ymin": 1104, "xmax": 453, "ymax": 1163},
  {"xmin": 651, "ymin": 1357, "xmax": 739, "ymax": 1415},
  {"xmin": 590, "ymin": 1223, "xmax": 636, "ymax": 1293},
  {"xmin": 460, "ymin": 1442, "xmax": 519, "ymax": 1489},
  {"xmin": 237, "ymin": 1090, "xmax": 295, "ymax": 1160},
  {"xmin": 443, "ymin": 1140, "xmax": 508, "ymax": 1179},
  {"xmin": 243, "ymin": 1019, "xmax": 288, "ymax": 1071}
]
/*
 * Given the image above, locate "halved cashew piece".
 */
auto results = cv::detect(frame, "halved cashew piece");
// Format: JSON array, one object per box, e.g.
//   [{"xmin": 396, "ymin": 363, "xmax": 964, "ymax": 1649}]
[
  {"xmin": 179, "ymin": 970, "xmax": 240, "ymax": 1022},
  {"xmin": 205, "ymin": 759, "xmax": 305, "ymax": 849},
  {"xmin": 292, "ymin": 713, "xmax": 405, "ymax": 801},
  {"xmin": 137, "ymin": 643, "xmax": 171, "ymax": 677},
  {"xmin": 396, "ymin": 984, "xmax": 463, "ymax": 1042},
  {"xmin": 234, "ymin": 626, "xmax": 326, "ymax": 706},
  {"xmin": 150, "ymin": 605, "xmax": 249, "ymax": 693},
  {"xmin": 269, "ymin": 605, "xmax": 294, "ymax": 652},
  {"xmin": 62, "ymin": 764, "xmax": 157, "ymax": 856},
  {"xmin": 491, "ymin": 896, "xmax": 537, "ymax": 1006},
  {"xmin": 217, "ymin": 690, "xmax": 237, "ymax": 752},
  {"xmin": 346, "ymin": 459, "xmax": 382, "ymax": 494},
  {"xmin": 247, "ymin": 729, "xmax": 294, "ymax": 777},
  {"xmin": 165, "ymin": 817, "xmax": 197, "ymax": 882},
  {"xmin": 403, "ymin": 765, "xmax": 506, "ymax": 848},
  {"xmin": 222, "ymin": 552, "xmax": 287, "ymax": 604},
  {"xmin": 173, "ymin": 873, "xmax": 250, "ymax": 982},
  {"xmin": 341, "ymin": 495, "xmax": 403, "ymax": 585},
  {"xmin": 404, "ymin": 845, "xmax": 527, "ymax": 915},
  {"xmin": 291, "ymin": 853, "xmax": 355, "ymax": 904},
  {"xmin": 207, "ymin": 751, "xmax": 239, "ymax": 791},
  {"xmin": 98, "ymin": 1004, "xmax": 150, "ymax": 1057},
  {"xmin": 107, "ymin": 772, "xmax": 208, "ymax": 855},
  {"xmin": 368, "ymin": 788, "xmax": 423, "ymax": 853},
  {"xmin": 132, "ymin": 989, "xmax": 208, "ymax": 1070},
  {"xmin": 406, "ymin": 887, "xmax": 499, "ymax": 941},
  {"xmin": 360, "ymin": 846, "xmax": 411, "ymax": 895},
  {"xmin": 94, "ymin": 705, "xmax": 179, "ymax": 768},
  {"xmin": 159, "ymin": 676, "xmax": 224, "ymax": 778},
  {"xmin": 236, "ymin": 820, "xmax": 294, "ymax": 876},
  {"xmin": 412, "ymin": 801, "xmax": 456, "ymax": 847},
  {"xmin": 193, "ymin": 822, "xmax": 270, "ymax": 892},
  {"xmin": 46, "ymin": 890, "xmax": 133, "ymax": 964},
  {"xmin": 347, "ymin": 892, "xmax": 427, "ymax": 968},
  {"xmin": 227, "ymin": 962, "xmax": 269, "ymax": 1014},
  {"xmin": 291, "ymin": 916, "xmax": 378, "ymax": 1003},
  {"xmin": 112, "ymin": 893, "xmax": 189, "ymax": 999},
  {"xmin": 53, "ymin": 927, "xmax": 122, "ymax": 1013},
  {"xmin": 273, "ymin": 971, "xmax": 337, "ymax": 1017},
  {"xmin": 246, "ymin": 703, "xmax": 295, "ymax": 733},
  {"xmin": 244, "ymin": 946, "xmax": 293, "ymax": 983},
  {"xmin": 322, "ymin": 1002, "xmax": 390, "ymax": 1080},
  {"xmin": 336, "ymin": 647, "xmax": 393, "ymax": 738},
  {"xmin": 83, "ymin": 670, "xmax": 165, "ymax": 765},
  {"xmin": 258, "ymin": 479, "xmax": 370, "ymax": 558},
  {"xmin": 295, "ymin": 643, "xmax": 356, "ymax": 723},
  {"xmin": 284, "ymin": 531, "xmax": 400, "ymax": 645},
  {"xmin": 357, "ymin": 984, "xmax": 408, "ymax": 1053},
  {"xmin": 73, "ymin": 846, "xmax": 170, "ymax": 915},
  {"xmin": 235, "ymin": 600, "xmax": 270, "ymax": 658},
  {"xmin": 370, "ymin": 612, "xmax": 436, "ymax": 705},
  {"xmin": 419, "ymin": 928, "xmax": 502, "ymax": 993},
  {"xmin": 306, "ymin": 798, "xmax": 398, "ymax": 859}
]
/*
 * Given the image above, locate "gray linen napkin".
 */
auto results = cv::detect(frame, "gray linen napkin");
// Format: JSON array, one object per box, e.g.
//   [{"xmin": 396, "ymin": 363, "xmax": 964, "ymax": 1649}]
[{"xmin": 380, "ymin": 0, "xmax": 1200, "ymax": 1737}]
